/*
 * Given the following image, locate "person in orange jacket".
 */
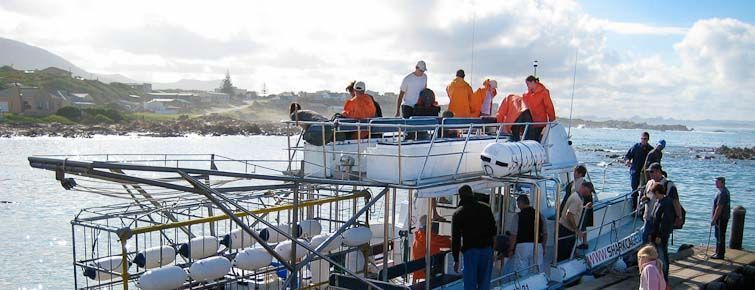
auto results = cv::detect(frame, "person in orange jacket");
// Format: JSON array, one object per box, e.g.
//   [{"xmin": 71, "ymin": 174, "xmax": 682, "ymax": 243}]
[
  {"xmin": 496, "ymin": 94, "xmax": 532, "ymax": 141},
  {"xmin": 341, "ymin": 81, "xmax": 377, "ymax": 119},
  {"xmin": 471, "ymin": 79, "xmax": 498, "ymax": 117},
  {"xmin": 411, "ymin": 215, "xmax": 452, "ymax": 282},
  {"xmin": 521, "ymin": 75, "xmax": 556, "ymax": 141},
  {"xmin": 446, "ymin": 69, "xmax": 474, "ymax": 118},
  {"xmin": 341, "ymin": 81, "xmax": 377, "ymax": 139}
]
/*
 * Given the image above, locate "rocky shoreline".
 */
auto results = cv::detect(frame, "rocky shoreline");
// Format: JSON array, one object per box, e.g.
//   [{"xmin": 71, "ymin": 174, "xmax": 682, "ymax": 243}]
[
  {"xmin": 565, "ymin": 118, "xmax": 692, "ymax": 131},
  {"xmin": 715, "ymin": 145, "xmax": 755, "ymax": 160},
  {"xmin": 0, "ymin": 115, "xmax": 293, "ymax": 138}
]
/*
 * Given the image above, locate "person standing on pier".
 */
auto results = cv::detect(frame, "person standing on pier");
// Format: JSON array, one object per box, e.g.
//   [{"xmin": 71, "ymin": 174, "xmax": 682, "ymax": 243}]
[
  {"xmin": 650, "ymin": 182, "xmax": 675, "ymax": 282},
  {"xmin": 625, "ymin": 132, "xmax": 654, "ymax": 211},
  {"xmin": 452, "ymin": 185, "xmax": 496, "ymax": 290},
  {"xmin": 711, "ymin": 177, "xmax": 730, "ymax": 259}
]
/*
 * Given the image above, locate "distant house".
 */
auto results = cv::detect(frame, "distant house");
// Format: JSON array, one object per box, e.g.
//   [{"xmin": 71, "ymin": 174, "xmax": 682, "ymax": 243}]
[
  {"xmin": 0, "ymin": 84, "xmax": 65, "ymax": 115},
  {"xmin": 126, "ymin": 83, "xmax": 152, "ymax": 95},
  {"xmin": 198, "ymin": 92, "xmax": 230, "ymax": 105},
  {"xmin": 143, "ymin": 98, "xmax": 192, "ymax": 114},
  {"xmin": 147, "ymin": 92, "xmax": 199, "ymax": 104},
  {"xmin": 39, "ymin": 67, "xmax": 72, "ymax": 78}
]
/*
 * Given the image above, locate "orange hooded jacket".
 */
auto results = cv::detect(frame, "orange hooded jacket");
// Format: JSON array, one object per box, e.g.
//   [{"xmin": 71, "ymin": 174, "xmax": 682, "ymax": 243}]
[
  {"xmin": 411, "ymin": 228, "xmax": 452, "ymax": 280},
  {"xmin": 522, "ymin": 82, "xmax": 556, "ymax": 127},
  {"xmin": 342, "ymin": 92, "xmax": 377, "ymax": 119},
  {"xmin": 496, "ymin": 94, "xmax": 528, "ymax": 133},
  {"xmin": 446, "ymin": 77, "xmax": 474, "ymax": 118},
  {"xmin": 471, "ymin": 79, "xmax": 498, "ymax": 117}
]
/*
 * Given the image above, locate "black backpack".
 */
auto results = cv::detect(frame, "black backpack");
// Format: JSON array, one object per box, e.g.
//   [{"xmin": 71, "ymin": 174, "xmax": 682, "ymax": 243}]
[{"xmin": 662, "ymin": 179, "xmax": 686, "ymax": 229}]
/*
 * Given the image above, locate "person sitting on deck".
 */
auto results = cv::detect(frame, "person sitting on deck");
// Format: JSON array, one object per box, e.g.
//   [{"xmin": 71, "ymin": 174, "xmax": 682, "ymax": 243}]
[
  {"xmin": 521, "ymin": 75, "xmax": 556, "ymax": 141},
  {"xmin": 471, "ymin": 79, "xmax": 498, "ymax": 117},
  {"xmin": 411, "ymin": 215, "xmax": 452, "ymax": 282},
  {"xmin": 495, "ymin": 94, "xmax": 531, "ymax": 141},
  {"xmin": 440, "ymin": 110, "xmax": 460, "ymax": 138},
  {"xmin": 340, "ymin": 81, "xmax": 377, "ymax": 139},
  {"xmin": 289, "ymin": 102, "xmax": 328, "ymax": 130},
  {"xmin": 446, "ymin": 69, "xmax": 474, "ymax": 118},
  {"xmin": 413, "ymin": 88, "xmax": 441, "ymax": 117}
]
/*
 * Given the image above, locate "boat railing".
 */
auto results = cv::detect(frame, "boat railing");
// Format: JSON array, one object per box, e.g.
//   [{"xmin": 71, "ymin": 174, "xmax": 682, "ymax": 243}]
[{"xmin": 283, "ymin": 118, "xmax": 555, "ymax": 185}]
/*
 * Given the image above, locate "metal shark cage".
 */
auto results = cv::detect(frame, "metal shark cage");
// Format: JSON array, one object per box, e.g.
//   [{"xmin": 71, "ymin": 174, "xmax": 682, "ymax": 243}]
[{"xmin": 28, "ymin": 118, "xmax": 643, "ymax": 290}]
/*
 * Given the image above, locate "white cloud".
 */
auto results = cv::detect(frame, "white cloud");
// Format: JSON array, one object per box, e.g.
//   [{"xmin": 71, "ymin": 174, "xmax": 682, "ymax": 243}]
[{"xmin": 0, "ymin": 0, "xmax": 752, "ymax": 120}]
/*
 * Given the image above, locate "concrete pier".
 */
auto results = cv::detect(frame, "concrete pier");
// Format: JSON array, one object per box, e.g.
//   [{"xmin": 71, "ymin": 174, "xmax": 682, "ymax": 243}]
[{"xmin": 572, "ymin": 246, "xmax": 755, "ymax": 289}]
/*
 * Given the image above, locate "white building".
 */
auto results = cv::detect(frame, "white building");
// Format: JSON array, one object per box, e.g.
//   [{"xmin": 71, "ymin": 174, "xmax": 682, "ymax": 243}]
[{"xmin": 143, "ymin": 98, "xmax": 192, "ymax": 114}]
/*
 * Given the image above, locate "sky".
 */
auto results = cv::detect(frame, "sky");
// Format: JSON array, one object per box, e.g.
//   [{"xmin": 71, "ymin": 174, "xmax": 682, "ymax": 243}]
[{"xmin": 0, "ymin": 0, "xmax": 753, "ymax": 121}]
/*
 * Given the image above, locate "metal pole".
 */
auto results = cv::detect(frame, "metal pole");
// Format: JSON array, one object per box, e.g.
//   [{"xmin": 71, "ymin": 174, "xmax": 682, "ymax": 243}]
[
  {"xmin": 533, "ymin": 185, "xmax": 541, "ymax": 271},
  {"xmin": 382, "ymin": 187, "xmax": 390, "ymax": 281},
  {"xmin": 291, "ymin": 182, "xmax": 299, "ymax": 288},
  {"xmin": 425, "ymin": 197, "xmax": 433, "ymax": 290},
  {"xmin": 120, "ymin": 237, "xmax": 129, "ymax": 290}
]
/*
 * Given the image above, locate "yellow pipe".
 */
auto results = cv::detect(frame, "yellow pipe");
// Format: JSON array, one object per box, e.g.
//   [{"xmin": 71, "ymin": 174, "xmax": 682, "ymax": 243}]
[
  {"xmin": 121, "ymin": 237, "xmax": 129, "ymax": 290},
  {"xmin": 131, "ymin": 191, "xmax": 368, "ymax": 235}
]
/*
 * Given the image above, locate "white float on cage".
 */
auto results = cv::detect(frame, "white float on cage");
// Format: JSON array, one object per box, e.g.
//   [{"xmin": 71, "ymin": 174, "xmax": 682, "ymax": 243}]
[
  {"xmin": 83, "ymin": 256, "xmax": 126, "ymax": 281},
  {"xmin": 274, "ymin": 239, "xmax": 309, "ymax": 261},
  {"xmin": 480, "ymin": 141, "xmax": 546, "ymax": 177},
  {"xmin": 188, "ymin": 256, "xmax": 231, "ymax": 282},
  {"xmin": 137, "ymin": 265, "xmax": 187, "ymax": 290},
  {"xmin": 178, "ymin": 236, "xmax": 219, "ymax": 260},
  {"xmin": 133, "ymin": 245, "xmax": 176, "ymax": 269},
  {"xmin": 260, "ymin": 224, "xmax": 300, "ymax": 243},
  {"xmin": 233, "ymin": 247, "xmax": 273, "ymax": 271},
  {"xmin": 310, "ymin": 233, "xmax": 342, "ymax": 253},
  {"xmin": 341, "ymin": 227, "xmax": 372, "ymax": 247},
  {"xmin": 220, "ymin": 228, "xmax": 256, "ymax": 249},
  {"xmin": 309, "ymin": 259, "xmax": 330, "ymax": 287},
  {"xmin": 298, "ymin": 220, "xmax": 322, "ymax": 238}
]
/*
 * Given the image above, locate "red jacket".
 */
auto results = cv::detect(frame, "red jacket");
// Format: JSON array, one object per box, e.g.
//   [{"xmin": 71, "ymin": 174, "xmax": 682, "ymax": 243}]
[{"xmin": 522, "ymin": 82, "xmax": 556, "ymax": 127}]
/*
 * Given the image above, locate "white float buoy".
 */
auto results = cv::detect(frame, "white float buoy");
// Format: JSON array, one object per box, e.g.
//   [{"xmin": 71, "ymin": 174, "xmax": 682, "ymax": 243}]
[
  {"xmin": 178, "ymin": 236, "xmax": 219, "ymax": 260},
  {"xmin": 298, "ymin": 220, "xmax": 322, "ymax": 237},
  {"xmin": 83, "ymin": 256, "xmax": 126, "ymax": 281},
  {"xmin": 309, "ymin": 259, "xmax": 330, "ymax": 287},
  {"xmin": 136, "ymin": 265, "xmax": 187, "ymax": 290},
  {"xmin": 274, "ymin": 239, "xmax": 309, "ymax": 261},
  {"xmin": 233, "ymin": 247, "xmax": 273, "ymax": 271},
  {"xmin": 260, "ymin": 224, "xmax": 300, "ymax": 243},
  {"xmin": 310, "ymin": 233, "xmax": 342, "ymax": 253},
  {"xmin": 220, "ymin": 228, "xmax": 256, "ymax": 249},
  {"xmin": 133, "ymin": 245, "xmax": 176, "ymax": 269},
  {"xmin": 341, "ymin": 227, "xmax": 372, "ymax": 247},
  {"xmin": 188, "ymin": 256, "xmax": 231, "ymax": 282},
  {"xmin": 345, "ymin": 251, "xmax": 365, "ymax": 276},
  {"xmin": 480, "ymin": 141, "xmax": 546, "ymax": 177}
]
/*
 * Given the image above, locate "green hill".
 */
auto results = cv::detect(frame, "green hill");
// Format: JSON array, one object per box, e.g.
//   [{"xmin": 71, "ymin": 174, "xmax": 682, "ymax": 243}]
[{"xmin": 0, "ymin": 66, "xmax": 141, "ymax": 104}]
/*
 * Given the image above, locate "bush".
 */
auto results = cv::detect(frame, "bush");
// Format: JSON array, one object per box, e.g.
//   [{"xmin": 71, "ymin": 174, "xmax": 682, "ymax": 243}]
[
  {"xmin": 42, "ymin": 114, "xmax": 75, "ymax": 124},
  {"xmin": 82, "ymin": 108, "xmax": 124, "ymax": 123},
  {"xmin": 92, "ymin": 114, "xmax": 114, "ymax": 124},
  {"xmin": 56, "ymin": 106, "xmax": 82, "ymax": 122}
]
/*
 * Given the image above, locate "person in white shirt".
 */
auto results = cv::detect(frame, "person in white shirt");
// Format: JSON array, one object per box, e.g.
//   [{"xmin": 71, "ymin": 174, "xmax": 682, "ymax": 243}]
[{"xmin": 396, "ymin": 60, "xmax": 428, "ymax": 118}]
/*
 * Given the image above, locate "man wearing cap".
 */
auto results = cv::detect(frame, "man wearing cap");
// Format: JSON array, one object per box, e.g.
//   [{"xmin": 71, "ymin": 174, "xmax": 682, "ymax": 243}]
[
  {"xmin": 471, "ymin": 79, "xmax": 498, "ymax": 117},
  {"xmin": 452, "ymin": 185, "xmax": 496, "ymax": 290},
  {"xmin": 447, "ymin": 69, "xmax": 474, "ymax": 118},
  {"xmin": 624, "ymin": 132, "xmax": 654, "ymax": 211},
  {"xmin": 396, "ymin": 61, "xmax": 428, "ymax": 118},
  {"xmin": 646, "ymin": 162, "xmax": 683, "ymax": 233},
  {"xmin": 711, "ymin": 177, "xmax": 730, "ymax": 259}
]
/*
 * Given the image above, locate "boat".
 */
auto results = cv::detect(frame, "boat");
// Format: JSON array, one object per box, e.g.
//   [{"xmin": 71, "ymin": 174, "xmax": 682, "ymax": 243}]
[{"xmin": 28, "ymin": 117, "xmax": 644, "ymax": 290}]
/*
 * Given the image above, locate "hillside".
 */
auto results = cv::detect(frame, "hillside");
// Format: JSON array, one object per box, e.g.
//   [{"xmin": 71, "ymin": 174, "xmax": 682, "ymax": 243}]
[
  {"xmin": 0, "ymin": 37, "xmax": 89, "ymax": 77},
  {"xmin": 0, "ymin": 66, "xmax": 142, "ymax": 104}
]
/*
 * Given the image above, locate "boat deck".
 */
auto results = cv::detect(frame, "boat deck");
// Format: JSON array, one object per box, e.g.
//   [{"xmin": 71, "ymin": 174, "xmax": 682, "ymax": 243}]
[{"xmin": 573, "ymin": 246, "xmax": 755, "ymax": 289}]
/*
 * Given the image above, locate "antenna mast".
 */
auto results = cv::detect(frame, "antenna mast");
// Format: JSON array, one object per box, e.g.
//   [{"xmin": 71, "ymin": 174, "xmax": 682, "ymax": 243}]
[{"xmin": 567, "ymin": 49, "xmax": 578, "ymax": 137}]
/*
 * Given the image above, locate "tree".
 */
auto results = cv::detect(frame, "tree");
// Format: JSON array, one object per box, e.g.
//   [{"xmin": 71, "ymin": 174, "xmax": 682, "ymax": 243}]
[{"xmin": 220, "ymin": 70, "xmax": 235, "ymax": 96}]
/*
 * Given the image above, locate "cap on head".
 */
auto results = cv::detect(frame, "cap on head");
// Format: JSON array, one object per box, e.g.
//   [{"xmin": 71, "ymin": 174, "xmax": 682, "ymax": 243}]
[
  {"xmin": 416, "ymin": 60, "xmax": 427, "ymax": 72},
  {"xmin": 715, "ymin": 176, "xmax": 725, "ymax": 184},
  {"xmin": 489, "ymin": 80, "xmax": 497, "ymax": 89},
  {"xmin": 657, "ymin": 139, "xmax": 666, "ymax": 147},
  {"xmin": 354, "ymin": 81, "xmax": 366, "ymax": 92},
  {"xmin": 646, "ymin": 162, "xmax": 662, "ymax": 172},
  {"xmin": 456, "ymin": 69, "xmax": 465, "ymax": 78}
]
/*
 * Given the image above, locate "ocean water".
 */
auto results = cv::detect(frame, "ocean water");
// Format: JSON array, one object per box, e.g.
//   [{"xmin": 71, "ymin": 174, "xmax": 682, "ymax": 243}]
[{"xmin": 0, "ymin": 128, "xmax": 753, "ymax": 289}]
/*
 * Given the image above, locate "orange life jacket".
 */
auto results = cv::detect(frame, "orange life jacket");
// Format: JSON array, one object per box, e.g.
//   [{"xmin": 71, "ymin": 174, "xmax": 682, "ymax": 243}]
[
  {"xmin": 496, "ymin": 94, "xmax": 528, "ymax": 133},
  {"xmin": 522, "ymin": 82, "xmax": 556, "ymax": 127},
  {"xmin": 471, "ymin": 79, "xmax": 498, "ymax": 117},
  {"xmin": 446, "ymin": 77, "xmax": 474, "ymax": 118}
]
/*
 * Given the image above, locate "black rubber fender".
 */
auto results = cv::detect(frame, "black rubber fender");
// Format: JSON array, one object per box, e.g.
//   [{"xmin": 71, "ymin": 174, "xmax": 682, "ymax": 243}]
[{"xmin": 724, "ymin": 272, "xmax": 744, "ymax": 290}]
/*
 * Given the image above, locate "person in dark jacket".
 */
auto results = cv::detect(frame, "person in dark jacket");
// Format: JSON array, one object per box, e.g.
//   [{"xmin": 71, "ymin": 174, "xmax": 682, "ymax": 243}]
[
  {"xmin": 651, "ymin": 182, "xmax": 675, "ymax": 282},
  {"xmin": 624, "ymin": 132, "xmax": 654, "ymax": 211},
  {"xmin": 711, "ymin": 177, "xmax": 730, "ymax": 259},
  {"xmin": 641, "ymin": 139, "xmax": 666, "ymax": 184},
  {"xmin": 413, "ymin": 88, "xmax": 441, "ymax": 116},
  {"xmin": 452, "ymin": 185, "xmax": 496, "ymax": 290}
]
